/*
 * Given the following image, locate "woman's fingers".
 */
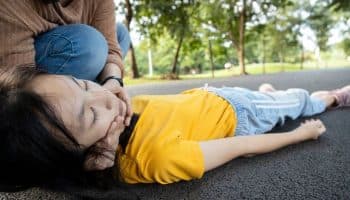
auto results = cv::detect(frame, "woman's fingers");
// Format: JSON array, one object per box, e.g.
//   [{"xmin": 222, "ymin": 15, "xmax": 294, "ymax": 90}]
[
  {"xmin": 102, "ymin": 79, "xmax": 133, "ymax": 126},
  {"xmin": 102, "ymin": 117, "xmax": 125, "ymax": 152},
  {"xmin": 84, "ymin": 117, "xmax": 126, "ymax": 171},
  {"xmin": 116, "ymin": 88, "xmax": 133, "ymax": 126},
  {"xmin": 114, "ymin": 116, "xmax": 126, "ymax": 133},
  {"xmin": 124, "ymin": 94, "xmax": 133, "ymax": 126},
  {"xmin": 104, "ymin": 122, "xmax": 118, "ymax": 148}
]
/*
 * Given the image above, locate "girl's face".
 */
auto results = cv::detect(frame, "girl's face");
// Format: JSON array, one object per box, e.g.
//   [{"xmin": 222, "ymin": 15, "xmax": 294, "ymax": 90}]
[{"xmin": 28, "ymin": 74, "xmax": 126, "ymax": 148}]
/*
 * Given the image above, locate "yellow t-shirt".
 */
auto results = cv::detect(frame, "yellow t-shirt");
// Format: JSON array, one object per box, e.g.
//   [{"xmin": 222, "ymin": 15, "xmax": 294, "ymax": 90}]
[{"xmin": 117, "ymin": 89, "xmax": 237, "ymax": 184}]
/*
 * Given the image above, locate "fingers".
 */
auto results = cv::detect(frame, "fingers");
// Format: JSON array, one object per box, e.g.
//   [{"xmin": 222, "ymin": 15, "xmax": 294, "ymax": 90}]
[
  {"xmin": 102, "ymin": 116, "xmax": 125, "ymax": 151},
  {"xmin": 297, "ymin": 118, "xmax": 327, "ymax": 141},
  {"xmin": 124, "ymin": 96, "xmax": 133, "ymax": 126},
  {"xmin": 114, "ymin": 116, "xmax": 126, "ymax": 134},
  {"xmin": 116, "ymin": 88, "xmax": 133, "ymax": 126},
  {"xmin": 102, "ymin": 80, "xmax": 133, "ymax": 126},
  {"xmin": 84, "ymin": 117, "xmax": 126, "ymax": 171},
  {"xmin": 102, "ymin": 122, "xmax": 119, "ymax": 151},
  {"xmin": 301, "ymin": 118, "xmax": 326, "ymax": 132}
]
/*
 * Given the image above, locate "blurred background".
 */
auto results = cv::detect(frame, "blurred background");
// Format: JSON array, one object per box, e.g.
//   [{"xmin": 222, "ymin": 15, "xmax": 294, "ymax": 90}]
[{"xmin": 113, "ymin": 0, "xmax": 350, "ymax": 83}]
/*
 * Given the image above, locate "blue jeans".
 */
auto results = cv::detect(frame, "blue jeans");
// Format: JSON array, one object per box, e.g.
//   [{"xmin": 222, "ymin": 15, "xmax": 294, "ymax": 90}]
[
  {"xmin": 206, "ymin": 87, "xmax": 327, "ymax": 136},
  {"xmin": 34, "ymin": 23, "xmax": 131, "ymax": 81}
]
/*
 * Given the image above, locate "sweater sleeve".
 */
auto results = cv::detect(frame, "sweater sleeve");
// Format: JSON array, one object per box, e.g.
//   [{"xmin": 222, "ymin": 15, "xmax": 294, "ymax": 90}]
[
  {"xmin": 89, "ymin": 0, "xmax": 124, "ymax": 76},
  {"xmin": 0, "ymin": 3, "xmax": 35, "ymax": 67}
]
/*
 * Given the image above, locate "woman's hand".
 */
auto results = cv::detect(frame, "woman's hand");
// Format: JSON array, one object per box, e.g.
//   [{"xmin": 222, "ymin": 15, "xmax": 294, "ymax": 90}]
[
  {"xmin": 99, "ymin": 62, "xmax": 132, "ymax": 126},
  {"xmin": 102, "ymin": 79, "xmax": 132, "ymax": 126},
  {"xmin": 83, "ymin": 116, "xmax": 125, "ymax": 171}
]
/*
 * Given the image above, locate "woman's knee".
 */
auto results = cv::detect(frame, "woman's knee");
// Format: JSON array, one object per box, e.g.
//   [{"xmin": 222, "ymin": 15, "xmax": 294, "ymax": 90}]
[
  {"xmin": 69, "ymin": 24, "xmax": 108, "ymax": 67},
  {"xmin": 36, "ymin": 24, "xmax": 109, "ymax": 80}
]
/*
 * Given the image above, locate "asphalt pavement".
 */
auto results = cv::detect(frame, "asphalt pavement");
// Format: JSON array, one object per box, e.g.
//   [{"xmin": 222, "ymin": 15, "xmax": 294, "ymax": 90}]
[{"xmin": 1, "ymin": 68, "xmax": 349, "ymax": 200}]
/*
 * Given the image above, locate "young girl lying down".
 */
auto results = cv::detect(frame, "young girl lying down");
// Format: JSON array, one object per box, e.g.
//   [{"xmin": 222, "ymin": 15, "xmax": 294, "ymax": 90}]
[{"xmin": 0, "ymin": 67, "xmax": 349, "ymax": 199}]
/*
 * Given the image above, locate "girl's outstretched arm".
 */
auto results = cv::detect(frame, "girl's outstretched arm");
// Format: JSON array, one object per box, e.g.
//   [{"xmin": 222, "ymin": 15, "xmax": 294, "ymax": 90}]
[{"xmin": 199, "ymin": 119, "xmax": 326, "ymax": 172}]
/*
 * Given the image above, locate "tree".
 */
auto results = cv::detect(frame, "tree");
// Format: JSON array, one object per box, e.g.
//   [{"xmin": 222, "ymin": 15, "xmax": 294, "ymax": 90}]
[
  {"xmin": 330, "ymin": 0, "xmax": 350, "ymax": 11},
  {"xmin": 342, "ymin": 38, "xmax": 350, "ymax": 56},
  {"xmin": 289, "ymin": 0, "xmax": 338, "ymax": 68},
  {"xmin": 199, "ymin": 0, "xmax": 288, "ymax": 75},
  {"xmin": 308, "ymin": 1, "xmax": 335, "ymax": 52},
  {"xmin": 115, "ymin": 0, "xmax": 140, "ymax": 78},
  {"xmin": 135, "ymin": 0, "xmax": 199, "ymax": 78},
  {"xmin": 329, "ymin": 0, "xmax": 350, "ymax": 56},
  {"xmin": 125, "ymin": 0, "xmax": 140, "ymax": 78}
]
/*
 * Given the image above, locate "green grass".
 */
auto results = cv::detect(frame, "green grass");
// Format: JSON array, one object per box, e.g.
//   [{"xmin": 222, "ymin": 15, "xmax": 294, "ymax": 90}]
[{"xmin": 124, "ymin": 61, "xmax": 350, "ymax": 86}]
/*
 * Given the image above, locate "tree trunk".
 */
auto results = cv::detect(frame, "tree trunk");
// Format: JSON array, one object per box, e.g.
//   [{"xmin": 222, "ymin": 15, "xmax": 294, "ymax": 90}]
[
  {"xmin": 129, "ymin": 43, "xmax": 139, "ymax": 78},
  {"xmin": 262, "ymin": 34, "xmax": 266, "ymax": 74},
  {"xmin": 147, "ymin": 38, "xmax": 153, "ymax": 77},
  {"xmin": 208, "ymin": 39, "xmax": 215, "ymax": 78},
  {"xmin": 125, "ymin": 0, "xmax": 140, "ymax": 78},
  {"xmin": 238, "ymin": 0, "xmax": 247, "ymax": 75},
  {"xmin": 279, "ymin": 49, "xmax": 284, "ymax": 72},
  {"xmin": 171, "ymin": 32, "xmax": 184, "ymax": 76},
  {"xmin": 300, "ymin": 45, "xmax": 304, "ymax": 70}
]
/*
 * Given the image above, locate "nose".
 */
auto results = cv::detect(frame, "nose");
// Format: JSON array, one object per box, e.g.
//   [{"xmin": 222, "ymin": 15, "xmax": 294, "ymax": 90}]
[{"xmin": 87, "ymin": 87, "xmax": 115, "ymax": 111}]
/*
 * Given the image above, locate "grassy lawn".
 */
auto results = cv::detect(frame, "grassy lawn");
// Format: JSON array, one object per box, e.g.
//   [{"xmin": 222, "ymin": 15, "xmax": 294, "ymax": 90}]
[{"xmin": 125, "ymin": 61, "xmax": 350, "ymax": 86}]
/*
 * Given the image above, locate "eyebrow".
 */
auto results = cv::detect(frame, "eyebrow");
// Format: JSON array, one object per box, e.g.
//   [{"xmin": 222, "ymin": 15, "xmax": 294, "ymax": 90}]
[{"xmin": 69, "ymin": 76, "xmax": 86, "ymax": 130}]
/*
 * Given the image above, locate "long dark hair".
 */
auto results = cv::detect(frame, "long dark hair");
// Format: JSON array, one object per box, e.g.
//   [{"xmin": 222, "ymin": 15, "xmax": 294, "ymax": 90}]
[{"xmin": 0, "ymin": 67, "xmax": 139, "ymax": 200}]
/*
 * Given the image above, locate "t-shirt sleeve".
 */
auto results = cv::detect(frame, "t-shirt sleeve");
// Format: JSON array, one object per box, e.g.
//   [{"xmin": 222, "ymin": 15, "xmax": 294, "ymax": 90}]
[
  {"xmin": 141, "ymin": 138, "xmax": 205, "ymax": 184},
  {"xmin": 89, "ymin": 0, "xmax": 124, "ymax": 76}
]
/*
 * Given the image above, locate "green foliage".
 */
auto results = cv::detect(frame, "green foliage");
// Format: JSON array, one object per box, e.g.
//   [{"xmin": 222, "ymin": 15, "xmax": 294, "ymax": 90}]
[
  {"xmin": 132, "ymin": 0, "xmax": 201, "ymax": 76},
  {"xmin": 330, "ymin": 0, "xmax": 350, "ymax": 11},
  {"xmin": 118, "ymin": 0, "xmax": 349, "ymax": 78},
  {"xmin": 126, "ymin": 33, "xmax": 180, "ymax": 75},
  {"xmin": 342, "ymin": 38, "xmax": 350, "ymax": 56},
  {"xmin": 306, "ymin": 0, "xmax": 335, "ymax": 51}
]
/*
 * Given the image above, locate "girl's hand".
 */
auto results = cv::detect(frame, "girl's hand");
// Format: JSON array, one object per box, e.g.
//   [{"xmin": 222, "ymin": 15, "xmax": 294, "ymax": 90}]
[
  {"xmin": 294, "ymin": 119, "xmax": 326, "ymax": 140},
  {"xmin": 83, "ymin": 116, "xmax": 125, "ymax": 171}
]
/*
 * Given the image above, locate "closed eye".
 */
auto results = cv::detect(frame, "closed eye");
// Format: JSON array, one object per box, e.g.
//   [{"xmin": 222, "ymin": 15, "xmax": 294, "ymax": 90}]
[
  {"xmin": 91, "ymin": 107, "xmax": 97, "ymax": 124},
  {"xmin": 69, "ymin": 76, "xmax": 89, "ymax": 129}
]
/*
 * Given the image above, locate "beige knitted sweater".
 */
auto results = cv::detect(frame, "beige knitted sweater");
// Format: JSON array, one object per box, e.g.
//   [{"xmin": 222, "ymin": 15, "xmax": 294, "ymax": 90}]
[{"xmin": 0, "ymin": 0, "xmax": 124, "ymax": 73}]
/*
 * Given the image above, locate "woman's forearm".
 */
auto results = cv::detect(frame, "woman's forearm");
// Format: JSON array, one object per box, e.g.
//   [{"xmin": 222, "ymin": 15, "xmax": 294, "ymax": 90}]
[{"xmin": 199, "ymin": 130, "xmax": 304, "ymax": 172}]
